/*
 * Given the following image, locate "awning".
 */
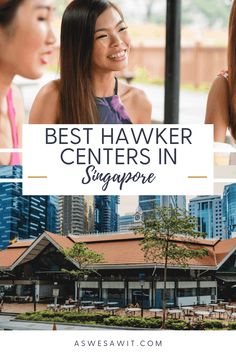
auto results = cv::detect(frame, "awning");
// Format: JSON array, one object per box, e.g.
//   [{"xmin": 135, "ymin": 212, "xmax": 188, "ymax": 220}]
[{"xmin": 216, "ymin": 275, "xmax": 236, "ymax": 282}]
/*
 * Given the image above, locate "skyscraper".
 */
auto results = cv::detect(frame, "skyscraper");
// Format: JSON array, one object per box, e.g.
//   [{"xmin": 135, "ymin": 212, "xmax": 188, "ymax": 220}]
[
  {"xmin": 0, "ymin": 167, "xmax": 60, "ymax": 249},
  {"xmin": 222, "ymin": 184, "xmax": 236, "ymax": 239},
  {"xmin": 59, "ymin": 196, "xmax": 84, "ymax": 235},
  {"xmin": 47, "ymin": 196, "xmax": 60, "ymax": 234},
  {"xmin": 119, "ymin": 206, "xmax": 143, "ymax": 232},
  {"xmin": 188, "ymin": 195, "xmax": 223, "ymax": 239},
  {"xmin": 95, "ymin": 196, "xmax": 119, "ymax": 233},
  {"xmin": 84, "ymin": 196, "xmax": 95, "ymax": 234},
  {"xmin": 59, "ymin": 196, "xmax": 95, "ymax": 235},
  {"xmin": 139, "ymin": 195, "xmax": 186, "ymax": 219}
]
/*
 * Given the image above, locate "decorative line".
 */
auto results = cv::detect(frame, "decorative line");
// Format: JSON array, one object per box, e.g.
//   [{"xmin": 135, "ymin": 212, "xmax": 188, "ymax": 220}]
[
  {"xmin": 27, "ymin": 176, "xmax": 48, "ymax": 179},
  {"xmin": 188, "ymin": 176, "xmax": 208, "ymax": 179}
]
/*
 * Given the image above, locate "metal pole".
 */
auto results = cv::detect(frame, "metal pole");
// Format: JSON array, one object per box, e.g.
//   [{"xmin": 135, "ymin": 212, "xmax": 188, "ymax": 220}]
[
  {"xmin": 33, "ymin": 282, "xmax": 36, "ymax": 312},
  {"xmin": 164, "ymin": 0, "xmax": 181, "ymax": 124}
]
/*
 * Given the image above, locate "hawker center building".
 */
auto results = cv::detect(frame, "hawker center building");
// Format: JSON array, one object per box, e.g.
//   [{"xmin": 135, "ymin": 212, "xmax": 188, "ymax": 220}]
[{"xmin": 0, "ymin": 232, "xmax": 236, "ymax": 307}]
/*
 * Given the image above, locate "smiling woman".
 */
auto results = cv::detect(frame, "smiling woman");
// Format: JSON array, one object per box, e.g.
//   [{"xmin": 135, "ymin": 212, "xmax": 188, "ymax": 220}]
[
  {"xmin": 0, "ymin": 0, "xmax": 56, "ymax": 165},
  {"xmin": 29, "ymin": 0, "xmax": 152, "ymax": 125}
]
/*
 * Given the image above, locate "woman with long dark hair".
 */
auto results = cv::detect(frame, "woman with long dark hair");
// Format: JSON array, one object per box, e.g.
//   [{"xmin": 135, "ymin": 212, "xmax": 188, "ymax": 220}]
[
  {"xmin": 0, "ymin": 0, "xmax": 55, "ymax": 164},
  {"xmin": 29, "ymin": 0, "xmax": 152, "ymax": 124},
  {"xmin": 205, "ymin": 1, "xmax": 236, "ymax": 142}
]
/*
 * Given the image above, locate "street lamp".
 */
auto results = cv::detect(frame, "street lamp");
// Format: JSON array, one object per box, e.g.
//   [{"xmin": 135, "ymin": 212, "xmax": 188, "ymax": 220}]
[{"xmin": 140, "ymin": 279, "xmax": 145, "ymax": 318}]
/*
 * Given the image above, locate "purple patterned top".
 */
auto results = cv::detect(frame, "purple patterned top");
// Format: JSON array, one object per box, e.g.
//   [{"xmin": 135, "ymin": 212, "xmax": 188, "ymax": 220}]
[{"xmin": 95, "ymin": 78, "xmax": 132, "ymax": 124}]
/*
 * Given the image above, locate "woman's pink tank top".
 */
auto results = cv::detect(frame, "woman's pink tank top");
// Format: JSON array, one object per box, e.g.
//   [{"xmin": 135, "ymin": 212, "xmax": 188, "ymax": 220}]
[{"xmin": 6, "ymin": 89, "xmax": 20, "ymax": 165}]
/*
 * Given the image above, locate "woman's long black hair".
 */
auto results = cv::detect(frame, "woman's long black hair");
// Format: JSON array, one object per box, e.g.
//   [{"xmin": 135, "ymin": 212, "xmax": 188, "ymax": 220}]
[
  {"xmin": 59, "ymin": 0, "xmax": 123, "ymax": 124},
  {"xmin": 0, "ymin": 0, "xmax": 24, "ymax": 27}
]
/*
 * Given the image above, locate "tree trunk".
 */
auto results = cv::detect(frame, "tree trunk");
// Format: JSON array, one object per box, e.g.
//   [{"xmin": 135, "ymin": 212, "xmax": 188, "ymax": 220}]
[
  {"xmin": 162, "ymin": 240, "xmax": 169, "ymax": 329},
  {"xmin": 77, "ymin": 278, "xmax": 80, "ymax": 312}
]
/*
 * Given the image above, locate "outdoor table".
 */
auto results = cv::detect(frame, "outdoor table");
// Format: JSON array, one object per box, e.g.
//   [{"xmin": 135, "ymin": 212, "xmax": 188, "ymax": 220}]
[
  {"xmin": 107, "ymin": 302, "xmax": 119, "ymax": 306},
  {"xmin": 47, "ymin": 304, "xmax": 60, "ymax": 311},
  {"xmin": 81, "ymin": 301, "xmax": 92, "ymax": 305},
  {"xmin": 217, "ymin": 299, "xmax": 224, "ymax": 303},
  {"xmin": 125, "ymin": 308, "xmax": 141, "ymax": 316},
  {"xmin": 167, "ymin": 309, "xmax": 182, "ymax": 319},
  {"xmin": 5, "ymin": 296, "xmax": 15, "ymax": 303},
  {"xmin": 104, "ymin": 307, "xmax": 120, "ymax": 315},
  {"xmin": 181, "ymin": 307, "xmax": 194, "ymax": 316},
  {"xmin": 80, "ymin": 305, "xmax": 95, "ymax": 313},
  {"xmin": 149, "ymin": 309, "xmax": 163, "ymax": 318},
  {"xmin": 208, "ymin": 303, "xmax": 218, "ymax": 310},
  {"xmin": 166, "ymin": 302, "xmax": 174, "ymax": 308},
  {"xmin": 194, "ymin": 310, "xmax": 210, "ymax": 320},
  {"xmin": 213, "ymin": 309, "xmax": 227, "ymax": 320},
  {"xmin": 61, "ymin": 304, "xmax": 76, "ymax": 311},
  {"xmin": 15, "ymin": 296, "xmax": 27, "ymax": 302},
  {"xmin": 226, "ymin": 305, "xmax": 236, "ymax": 313},
  {"xmin": 65, "ymin": 300, "xmax": 76, "ymax": 305},
  {"xmin": 219, "ymin": 302, "xmax": 229, "ymax": 309},
  {"xmin": 93, "ymin": 301, "xmax": 104, "ymax": 305}
]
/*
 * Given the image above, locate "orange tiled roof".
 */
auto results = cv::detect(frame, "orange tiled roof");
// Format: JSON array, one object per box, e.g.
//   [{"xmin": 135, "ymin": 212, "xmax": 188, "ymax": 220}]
[
  {"xmin": 214, "ymin": 238, "xmax": 236, "ymax": 265},
  {"xmin": 44, "ymin": 233, "xmax": 235, "ymax": 268},
  {"xmin": 1, "ymin": 232, "xmax": 236, "ymax": 270},
  {"xmin": 45, "ymin": 232, "xmax": 74, "ymax": 249},
  {"xmin": 0, "ymin": 246, "xmax": 28, "ymax": 268},
  {"xmin": 8, "ymin": 240, "xmax": 34, "ymax": 248}
]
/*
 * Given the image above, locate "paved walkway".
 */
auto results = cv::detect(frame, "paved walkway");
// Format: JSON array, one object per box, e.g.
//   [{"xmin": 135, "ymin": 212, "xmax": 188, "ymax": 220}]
[{"xmin": 0, "ymin": 314, "xmax": 104, "ymax": 330}]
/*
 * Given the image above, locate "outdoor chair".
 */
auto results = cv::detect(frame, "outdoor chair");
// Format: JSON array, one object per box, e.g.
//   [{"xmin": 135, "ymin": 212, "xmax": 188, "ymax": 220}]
[{"xmin": 230, "ymin": 312, "xmax": 236, "ymax": 321}]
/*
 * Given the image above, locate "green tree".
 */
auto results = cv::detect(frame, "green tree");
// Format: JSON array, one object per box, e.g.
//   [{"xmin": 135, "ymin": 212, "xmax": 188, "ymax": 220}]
[
  {"xmin": 135, "ymin": 206, "xmax": 208, "ymax": 328},
  {"xmin": 183, "ymin": 0, "xmax": 230, "ymax": 28},
  {"xmin": 62, "ymin": 243, "xmax": 104, "ymax": 305}
]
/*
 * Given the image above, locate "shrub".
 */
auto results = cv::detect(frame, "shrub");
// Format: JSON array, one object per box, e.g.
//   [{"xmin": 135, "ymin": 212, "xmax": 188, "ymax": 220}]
[
  {"xmin": 40, "ymin": 311, "xmax": 61, "ymax": 319},
  {"xmin": 103, "ymin": 316, "xmax": 162, "ymax": 328},
  {"xmin": 62, "ymin": 312, "xmax": 110, "ymax": 324},
  {"xmin": 228, "ymin": 322, "xmax": 236, "ymax": 330},
  {"xmin": 145, "ymin": 318, "xmax": 162, "ymax": 329},
  {"xmin": 16, "ymin": 310, "xmax": 110, "ymax": 324},
  {"xmin": 191, "ymin": 320, "xmax": 224, "ymax": 330},
  {"xmin": 165, "ymin": 320, "xmax": 189, "ymax": 330}
]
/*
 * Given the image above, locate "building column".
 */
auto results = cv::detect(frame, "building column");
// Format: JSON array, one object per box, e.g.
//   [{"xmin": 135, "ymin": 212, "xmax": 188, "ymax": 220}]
[
  {"xmin": 74, "ymin": 281, "xmax": 78, "ymax": 301},
  {"xmin": 151, "ymin": 279, "xmax": 155, "ymax": 307},
  {"xmin": 99, "ymin": 278, "xmax": 103, "ymax": 300},
  {"xmin": 196, "ymin": 279, "xmax": 200, "ymax": 305},
  {"xmin": 174, "ymin": 280, "xmax": 178, "ymax": 306},
  {"xmin": 124, "ymin": 279, "xmax": 128, "ymax": 306}
]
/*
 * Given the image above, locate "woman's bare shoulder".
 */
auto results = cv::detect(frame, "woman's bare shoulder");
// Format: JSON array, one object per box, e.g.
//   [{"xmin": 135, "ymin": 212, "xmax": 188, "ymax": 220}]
[
  {"xmin": 119, "ymin": 81, "xmax": 152, "ymax": 123},
  {"xmin": 208, "ymin": 74, "xmax": 229, "ymax": 96},
  {"xmin": 29, "ymin": 80, "xmax": 60, "ymax": 124},
  {"xmin": 205, "ymin": 75, "xmax": 229, "ymax": 119},
  {"xmin": 119, "ymin": 81, "xmax": 149, "ymax": 100},
  {"xmin": 205, "ymin": 74, "xmax": 230, "ymax": 142}
]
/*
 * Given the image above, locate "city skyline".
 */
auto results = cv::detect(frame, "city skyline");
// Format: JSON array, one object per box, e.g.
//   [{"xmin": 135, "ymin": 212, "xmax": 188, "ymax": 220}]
[{"xmin": 1, "ymin": 166, "xmax": 236, "ymax": 246}]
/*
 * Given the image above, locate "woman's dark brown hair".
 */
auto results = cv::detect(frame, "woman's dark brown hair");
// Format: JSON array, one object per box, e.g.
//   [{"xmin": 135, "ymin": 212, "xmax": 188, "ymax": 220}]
[
  {"xmin": 59, "ymin": 0, "xmax": 124, "ymax": 124},
  {"xmin": 0, "ymin": 0, "xmax": 24, "ymax": 27},
  {"xmin": 228, "ymin": 1, "xmax": 236, "ymax": 139}
]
